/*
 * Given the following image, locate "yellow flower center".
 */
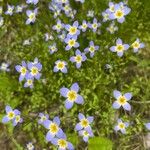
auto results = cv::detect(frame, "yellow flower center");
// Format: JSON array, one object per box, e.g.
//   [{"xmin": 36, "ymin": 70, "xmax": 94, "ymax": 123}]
[
  {"xmin": 81, "ymin": 119, "xmax": 89, "ymax": 128},
  {"xmin": 132, "ymin": 42, "xmax": 140, "ymax": 48},
  {"xmin": 89, "ymin": 46, "xmax": 95, "ymax": 52},
  {"xmin": 115, "ymin": 10, "xmax": 123, "ymax": 18},
  {"xmin": 57, "ymin": 62, "xmax": 65, "ymax": 69},
  {"xmin": 118, "ymin": 123, "xmax": 125, "ymax": 129},
  {"xmin": 56, "ymin": 24, "xmax": 61, "ymax": 29},
  {"xmin": 83, "ymin": 130, "xmax": 89, "ymax": 137},
  {"xmin": 27, "ymin": 79, "xmax": 33, "ymax": 85},
  {"xmin": 82, "ymin": 24, "xmax": 87, "ymax": 28},
  {"xmin": 75, "ymin": 55, "xmax": 82, "ymax": 63},
  {"xmin": 58, "ymin": 139, "xmax": 67, "ymax": 148},
  {"xmin": 21, "ymin": 67, "xmax": 27, "ymax": 75},
  {"xmin": 116, "ymin": 44, "xmax": 124, "ymax": 52},
  {"xmin": 31, "ymin": 67, "xmax": 38, "ymax": 75},
  {"xmin": 7, "ymin": 111, "xmax": 15, "ymax": 119},
  {"xmin": 69, "ymin": 27, "xmax": 77, "ymax": 35},
  {"xmin": 41, "ymin": 116, "xmax": 46, "ymax": 121},
  {"xmin": 67, "ymin": 90, "xmax": 77, "ymax": 101},
  {"xmin": 29, "ymin": 13, "xmax": 35, "ymax": 20},
  {"xmin": 92, "ymin": 23, "xmax": 97, "ymax": 28},
  {"xmin": 68, "ymin": 40, "xmax": 75, "ymax": 47},
  {"xmin": 118, "ymin": 96, "xmax": 127, "ymax": 105},
  {"xmin": 49, "ymin": 123, "xmax": 59, "ymax": 134}
]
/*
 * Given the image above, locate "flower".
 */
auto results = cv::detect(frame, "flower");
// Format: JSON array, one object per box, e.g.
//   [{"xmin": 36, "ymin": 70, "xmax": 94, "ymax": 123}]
[
  {"xmin": 88, "ymin": 18, "xmax": 101, "ymax": 32},
  {"xmin": 75, "ymin": 113, "xmax": 94, "ymax": 132},
  {"xmin": 27, "ymin": 142, "xmax": 34, "ymax": 150},
  {"xmin": 44, "ymin": 33, "xmax": 54, "ymax": 41},
  {"xmin": 145, "ymin": 123, "xmax": 150, "ymax": 130},
  {"xmin": 2, "ymin": 106, "xmax": 21, "ymax": 125},
  {"xmin": 65, "ymin": 21, "xmax": 80, "ymax": 37},
  {"xmin": 5, "ymin": 4, "xmax": 14, "ymax": 16},
  {"xmin": 110, "ymin": 38, "xmax": 129, "ymax": 57},
  {"xmin": 79, "ymin": 20, "xmax": 88, "ymax": 32},
  {"xmin": 114, "ymin": 119, "xmax": 129, "ymax": 134},
  {"xmin": 0, "ymin": 62, "xmax": 10, "ymax": 72},
  {"xmin": 49, "ymin": 43, "xmax": 58, "ymax": 54},
  {"xmin": 52, "ymin": 19, "xmax": 64, "ymax": 33},
  {"xmin": 64, "ymin": 36, "xmax": 79, "ymax": 50},
  {"xmin": 51, "ymin": 134, "xmax": 74, "ymax": 150},
  {"xmin": 131, "ymin": 38, "xmax": 145, "ymax": 53},
  {"xmin": 53, "ymin": 60, "xmax": 68, "ymax": 73},
  {"xmin": 106, "ymin": 22, "xmax": 118, "ymax": 34},
  {"xmin": 24, "ymin": 76, "xmax": 34, "ymax": 88},
  {"xmin": 87, "ymin": 10, "xmax": 94, "ymax": 17},
  {"xmin": 60, "ymin": 83, "xmax": 84, "ymax": 109},
  {"xmin": 27, "ymin": 58, "xmax": 42, "ymax": 80},
  {"xmin": 26, "ymin": 8, "xmax": 38, "ymax": 24},
  {"xmin": 12, "ymin": 114, "xmax": 23, "ymax": 126},
  {"xmin": 109, "ymin": 3, "xmax": 131, "ymax": 23},
  {"xmin": 43, "ymin": 116, "xmax": 64, "ymax": 142},
  {"xmin": 15, "ymin": 61, "xmax": 28, "ymax": 82},
  {"xmin": 38, "ymin": 113, "xmax": 49, "ymax": 125},
  {"xmin": 84, "ymin": 41, "xmax": 99, "ymax": 57},
  {"xmin": 79, "ymin": 129, "xmax": 94, "ymax": 142},
  {"xmin": 112, "ymin": 90, "xmax": 132, "ymax": 111},
  {"xmin": 102, "ymin": 11, "xmax": 110, "ymax": 22},
  {"xmin": 58, "ymin": 30, "xmax": 67, "ymax": 41},
  {"xmin": 26, "ymin": 0, "xmax": 39, "ymax": 5},
  {"xmin": 16, "ymin": 5, "xmax": 25, "ymax": 13},
  {"xmin": 70, "ymin": 49, "xmax": 87, "ymax": 69}
]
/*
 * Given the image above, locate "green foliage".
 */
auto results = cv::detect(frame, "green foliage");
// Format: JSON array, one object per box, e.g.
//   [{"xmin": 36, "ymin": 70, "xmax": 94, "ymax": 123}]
[
  {"xmin": 0, "ymin": 0, "xmax": 150, "ymax": 149},
  {"xmin": 89, "ymin": 137, "xmax": 113, "ymax": 150}
]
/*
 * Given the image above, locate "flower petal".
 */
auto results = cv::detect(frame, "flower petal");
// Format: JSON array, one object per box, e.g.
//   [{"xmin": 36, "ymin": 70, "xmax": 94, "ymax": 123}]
[
  {"xmin": 65, "ymin": 100, "xmax": 74, "ymax": 109},
  {"xmin": 71, "ymin": 83, "xmax": 79, "ymax": 92},
  {"xmin": 60, "ymin": 87, "xmax": 69, "ymax": 97},
  {"xmin": 75, "ymin": 95, "xmax": 84, "ymax": 104},
  {"xmin": 122, "ymin": 102, "xmax": 131, "ymax": 111},
  {"xmin": 113, "ymin": 90, "xmax": 121, "ymax": 99},
  {"xmin": 124, "ymin": 93, "xmax": 132, "ymax": 101},
  {"xmin": 112, "ymin": 101, "xmax": 121, "ymax": 109}
]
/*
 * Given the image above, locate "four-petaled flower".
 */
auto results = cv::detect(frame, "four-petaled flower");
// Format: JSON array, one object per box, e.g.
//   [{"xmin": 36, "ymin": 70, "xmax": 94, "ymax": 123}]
[
  {"xmin": 112, "ymin": 90, "xmax": 132, "ymax": 111},
  {"xmin": 49, "ymin": 43, "xmax": 58, "ymax": 54},
  {"xmin": 15, "ymin": 61, "xmax": 28, "ymax": 82},
  {"xmin": 27, "ymin": 59, "xmax": 42, "ymax": 80},
  {"xmin": 70, "ymin": 49, "xmax": 87, "ymax": 69},
  {"xmin": 53, "ymin": 60, "xmax": 68, "ymax": 73},
  {"xmin": 26, "ymin": 142, "xmax": 34, "ymax": 150},
  {"xmin": 43, "ymin": 116, "xmax": 64, "ymax": 142},
  {"xmin": 60, "ymin": 83, "xmax": 84, "ymax": 109},
  {"xmin": 64, "ymin": 36, "xmax": 79, "ymax": 50},
  {"xmin": 65, "ymin": 21, "xmax": 80, "ymax": 37},
  {"xmin": 79, "ymin": 129, "xmax": 94, "ymax": 142},
  {"xmin": 84, "ymin": 41, "xmax": 99, "ymax": 57},
  {"xmin": 38, "ymin": 113, "xmax": 49, "ymax": 125},
  {"xmin": 5, "ymin": 4, "xmax": 14, "ymax": 16},
  {"xmin": 2, "ymin": 106, "xmax": 23, "ymax": 126},
  {"xmin": 79, "ymin": 20, "xmax": 88, "ymax": 32},
  {"xmin": 52, "ymin": 19, "xmax": 64, "ymax": 33},
  {"xmin": 51, "ymin": 133, "xmax": 74, "ymax": 150},
  {"xmin": 109, "ymin": 3, "xmax": 131, "ymax": 23},
  {"xmin": 131, "ymin": 38, "xmax": 145, "ymax": 53},
  {"xmin": 88, "ymin": 18, "xmax": 101, "ymax": 32},
  {"xmin": 114, "ymin": 119, "xmax": 129, "ymax": 134},
  {"xmin": 110, "ymin": 38, "xmax": 129, "ymax": 57},
  {"xmin": 75, "ymin": 113, "xmax": 94, "ymax": 132},
  {"xmin": 26, "ymin": 8, "xmax": 38, "ymax": 24}
]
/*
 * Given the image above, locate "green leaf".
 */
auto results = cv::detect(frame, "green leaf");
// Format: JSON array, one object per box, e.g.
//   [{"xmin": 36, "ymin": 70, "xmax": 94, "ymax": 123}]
[{"xmin": 89, "ymin": 137, "xmax": 113, "ymax": 150}]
